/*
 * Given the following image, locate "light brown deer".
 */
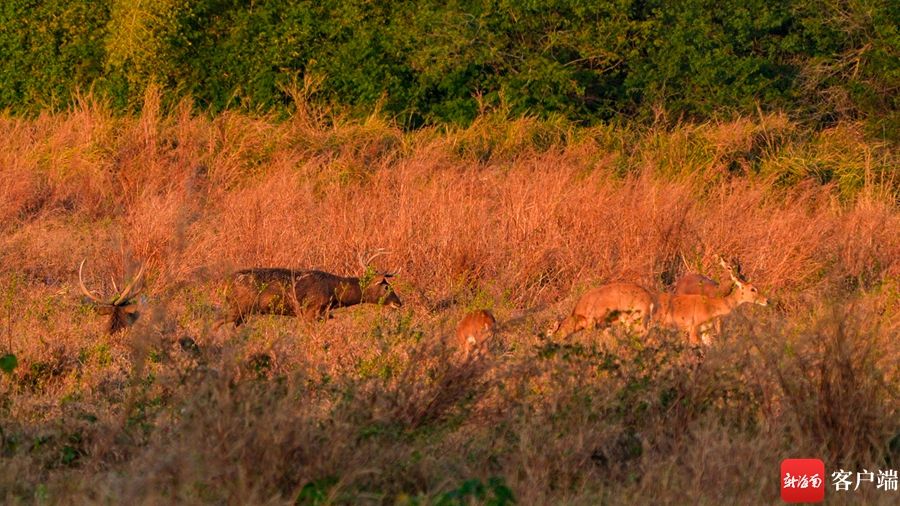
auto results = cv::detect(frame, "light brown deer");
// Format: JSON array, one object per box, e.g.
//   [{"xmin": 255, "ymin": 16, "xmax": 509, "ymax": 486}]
[
  {"xmin": 454, "ymin": 309, "xmax": 498, "ymax": 357},
  {"xmin": 655, "ymin": 257, "xmax": 768, "ymax": 345},
  {"xmin": 550, "ymin": 283, "xmax": 655, "ymax": 339},
  {"xmin": 77, "ymin": 259, "xmax": 146, "ymax": 333},
  {"xmin": 221, "ymin": 250, "xmax": 402, "ymax": 326},
  {"xmin": 671, "ymin": 256, "xmax": 736, "ymax": 336}
]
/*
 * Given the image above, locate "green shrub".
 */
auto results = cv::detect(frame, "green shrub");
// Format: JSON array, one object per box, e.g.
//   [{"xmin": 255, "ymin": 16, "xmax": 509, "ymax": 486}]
[{"xmin": 0, "ymin": 0, "xmax": 896, "ymax": 137}]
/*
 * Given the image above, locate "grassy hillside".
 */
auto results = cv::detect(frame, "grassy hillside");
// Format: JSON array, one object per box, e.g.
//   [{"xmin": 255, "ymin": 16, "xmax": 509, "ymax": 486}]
[{"xmin": 0, "ymin": 95, "xmax": 897, "ymax": 504}]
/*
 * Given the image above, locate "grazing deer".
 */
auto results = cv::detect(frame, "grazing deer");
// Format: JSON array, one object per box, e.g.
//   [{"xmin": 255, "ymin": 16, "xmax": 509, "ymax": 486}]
[
  {"xmin": 221, "ymin": 251, "xmax": 402, "ymax": 326},
  {"xmin": 654, "ymin": 256, "xmax": 768, "ymax": 345},
  {"xmin": 77, "ymin": 259, "xmax": 146, "ymax": 333},
  {"xmin": 550, "ymin": 283, "xmax": 655, "ymax": 339},
  {"xmin": 454, "ymin": 309, "xmax": 498, "ymax": 358}
]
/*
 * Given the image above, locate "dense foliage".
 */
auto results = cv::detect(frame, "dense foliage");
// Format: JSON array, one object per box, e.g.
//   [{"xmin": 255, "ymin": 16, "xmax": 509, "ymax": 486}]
[{"xmin": 1, "ymin": 0, "xmax": 898, "ymax": 132}]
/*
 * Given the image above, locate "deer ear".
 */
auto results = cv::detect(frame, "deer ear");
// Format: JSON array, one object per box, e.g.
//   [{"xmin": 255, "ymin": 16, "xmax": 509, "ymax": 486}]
[
  {"xmin": 96, "ymin": 305, "xmax": 115, "ymax": 315},
  {"xmin": 121, "ymin": 303, "xmax": 139, "ymax": 314}
]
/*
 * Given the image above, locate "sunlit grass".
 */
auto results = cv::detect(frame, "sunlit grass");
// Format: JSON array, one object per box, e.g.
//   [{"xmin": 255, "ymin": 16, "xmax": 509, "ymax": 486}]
[{"xmin": 0, "ymin": 97, "xmax": 897, "ymax": 504}]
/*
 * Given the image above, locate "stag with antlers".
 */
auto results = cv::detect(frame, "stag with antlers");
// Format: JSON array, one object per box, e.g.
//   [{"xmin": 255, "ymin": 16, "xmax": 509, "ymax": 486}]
[
  {"xmin": 78, "ymin": 259, "xmax": 147, "ymax": 333},
  {"xmin": 221, "ymin": 250, "xmax": 402, "ymax": 326},
  {"xmin": 654, "ymin": 255, "xmax": 768, "ymax": 345},
  {"xmin": 670, "ymin": 254, "xmax": 750, "ymax": 337}
]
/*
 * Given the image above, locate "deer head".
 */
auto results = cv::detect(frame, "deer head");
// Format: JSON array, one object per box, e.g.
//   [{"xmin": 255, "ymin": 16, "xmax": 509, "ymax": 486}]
[
  {"xmin": 716, "ymin": 255, "xmax": 767, "ymax": 306},
  {"xmin": 78, "ymin": 258, "xmax": 147, "ymax": 333},
  {"xmin": 357, "ymin": 249, "xmax": 402, "ymax": 308}
]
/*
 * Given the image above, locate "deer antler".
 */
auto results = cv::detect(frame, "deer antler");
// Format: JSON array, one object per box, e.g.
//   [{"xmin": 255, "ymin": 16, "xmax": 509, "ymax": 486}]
[
  {"xmin": 731, "ymin": 258, "xmax": 745, "ymax": 280},
  {"xmin": 357, "ymin": 249, "xmax": 389, "ymax": 270},
  {"xmin": 112, "ymin": 262, "xmax": 146, "ymax": 305},
  {"xmin": 79, "ymin": 258, "xmax": 146, "ymax": 305},
  {"xmin": 77, "ymin": 258, "xmax": 147, "ymax": 334},
  {"xmin": 78, "ymin": 259, "xmax": 104, "ymax": 303},
  {"xmin": 715, "ymin": 254, "xmax": 745, "ymax": 285}
]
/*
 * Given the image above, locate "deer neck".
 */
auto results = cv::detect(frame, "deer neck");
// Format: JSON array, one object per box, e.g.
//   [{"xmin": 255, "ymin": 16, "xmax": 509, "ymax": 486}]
[
  {"xmin": 716, "ymin": 281, "xmax": 735, "ymax": 298},
  {"xmin": 718, "ymin": 288, "xmax": 746, "ymax": 314},
  {"xmin": 333, "ymin": 277, "xmax": 363, "ymax": 307},
  {"xmin": 683, "ymin": 292, "xmax": 740, "ymax": 324}
]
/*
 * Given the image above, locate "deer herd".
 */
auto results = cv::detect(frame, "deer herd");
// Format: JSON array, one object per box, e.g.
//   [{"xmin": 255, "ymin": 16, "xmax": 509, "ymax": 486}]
[
  {"xmin": 77, "ymin": 251, "xmax": 768, "ymax": 358},
  {"xmin": 550, "ymin": 256, "xmax": 768, "ymax": 346}
]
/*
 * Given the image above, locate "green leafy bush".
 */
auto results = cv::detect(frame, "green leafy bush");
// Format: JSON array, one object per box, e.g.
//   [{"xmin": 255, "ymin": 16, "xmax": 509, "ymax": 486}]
[{"xmin": 0, "ymin": 0, "xmax": 896, "ymax": 136}]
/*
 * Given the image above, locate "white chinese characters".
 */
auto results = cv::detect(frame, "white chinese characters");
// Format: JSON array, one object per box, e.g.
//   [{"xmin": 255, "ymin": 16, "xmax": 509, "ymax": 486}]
[
  {"xmin": 831, "ymin": 469, "xmax": 898, "ymax": 492},
  {"xmin": 832, "ymin": 470, "xmax": 853, "ymax": 491},
  {"xmin": 878, "ymin": 470, "xmax": 898, "ymax": 491},
  {"xmin": 783, "ymin": 473, "xmax": 823, "ymax": 489}
]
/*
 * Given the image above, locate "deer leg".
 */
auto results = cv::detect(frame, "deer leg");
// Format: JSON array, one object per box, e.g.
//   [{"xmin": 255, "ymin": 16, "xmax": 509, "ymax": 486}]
[
  {"xmin": 637, "ymin": 312, "xmax": 650, "ymax": 335},
  {"xmin": 231, "ymin": 309, "xmax": 247, "ymax": 327},
  {"xmin": 687, "ymin": 326, "xmax": 699, "ymax": 346},
  {"xmin": 699, "ymin": 328, "xmax": 713, "ymax": 346},
  {"xmin": 470, "ymin": 337, "xmax": 487, "ymax": 360},
  {"xmin": 624, "ymin": 311, "xmax": 646, "ymax": 336},
  {"xmin": 301, "ymin": 306, "xmax": 324, "ymax": 321},
  {"xmin": 600, "ymin": 326, "xmax": 614, "ymax": 344}
]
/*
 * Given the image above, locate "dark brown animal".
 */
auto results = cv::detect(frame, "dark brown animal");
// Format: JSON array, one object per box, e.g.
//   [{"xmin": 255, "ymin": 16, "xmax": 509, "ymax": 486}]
[
  {"xmin": 550, "ymin": 283, "xmax": 654, "ymax": 339},
  {"xmin": 222, "ymin": 252, "xmax": 402, "ymax": 326},
  {"xmin": 454, "ymin": 309, "xmax": 498, "ymax": 357},
  {"xmin": 77, "ymin": 259, "xmax": 146, "ymax": 333}
]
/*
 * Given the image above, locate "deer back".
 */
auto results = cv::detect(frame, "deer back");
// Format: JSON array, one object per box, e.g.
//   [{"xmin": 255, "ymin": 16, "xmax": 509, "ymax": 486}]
[
  {"xmin": 673, "ymin": 273, "xmax": 724, "ymax": 297},
  {"xmin": 455, "ymin": 309, "xmax": 498, "ymax": 351}
]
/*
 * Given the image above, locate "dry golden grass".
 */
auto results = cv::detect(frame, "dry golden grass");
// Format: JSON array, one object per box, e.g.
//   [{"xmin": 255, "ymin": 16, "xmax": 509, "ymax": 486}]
[{"xmin": 0, "ymin": 93, "xmax": 897, "ymax": 504}]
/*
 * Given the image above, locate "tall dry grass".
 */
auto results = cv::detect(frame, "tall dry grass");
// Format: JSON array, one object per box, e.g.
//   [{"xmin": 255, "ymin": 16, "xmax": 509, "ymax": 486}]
[{"xmin": 0, "ymin": 92, "xmax": 897, "ymax": 504}]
